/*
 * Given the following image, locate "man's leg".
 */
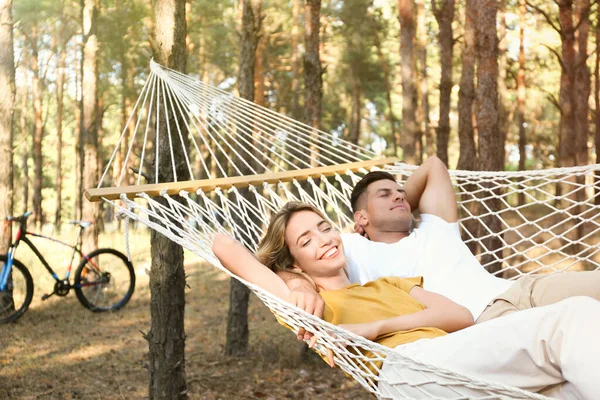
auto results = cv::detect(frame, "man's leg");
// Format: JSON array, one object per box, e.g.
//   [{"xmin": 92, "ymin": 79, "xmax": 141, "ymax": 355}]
[
  {"xmin": 379, "ymin": 297, "xmax": 600, "ymax": 399},
  {"xmin": 529, "ymin": 270, "xmax": 600, "ymax": 306}
]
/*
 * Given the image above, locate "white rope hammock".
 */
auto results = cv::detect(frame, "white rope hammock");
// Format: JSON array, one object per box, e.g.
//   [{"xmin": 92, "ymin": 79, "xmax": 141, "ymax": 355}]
[{"xmin": 86, "ymin": 60, "xmax": 600, "ymax": 399}]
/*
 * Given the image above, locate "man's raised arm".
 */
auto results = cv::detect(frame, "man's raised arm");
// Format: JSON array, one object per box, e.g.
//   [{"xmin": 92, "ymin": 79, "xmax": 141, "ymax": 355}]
[
  {"xmin": 403, "ymin": 156, "xmax": 458, "ymax": 223},
  {"xmin": 277, "ymin": 271, "xmax": 325, "ymax": 340}
]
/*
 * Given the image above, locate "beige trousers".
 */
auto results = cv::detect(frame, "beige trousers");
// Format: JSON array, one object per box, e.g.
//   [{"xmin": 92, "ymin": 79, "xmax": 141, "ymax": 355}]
[
  {"xmin": 379, "ymin": 297, "xmax": 600, "ymax": 399},
  {"xmin": 476, "ymin": 270, "xmax": 600, "ymax": 324}
]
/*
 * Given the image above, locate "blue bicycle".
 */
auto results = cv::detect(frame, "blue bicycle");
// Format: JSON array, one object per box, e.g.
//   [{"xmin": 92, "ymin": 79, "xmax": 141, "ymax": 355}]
[{"xmin": 0, "ymin": 212, "xmax": 135, "ymax": 323}]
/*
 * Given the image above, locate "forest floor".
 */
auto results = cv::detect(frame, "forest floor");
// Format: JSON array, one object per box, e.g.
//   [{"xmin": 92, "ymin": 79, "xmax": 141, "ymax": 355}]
[{"xmin": 0, "ymin": 229, "xmax": 369, "ymax": 400}]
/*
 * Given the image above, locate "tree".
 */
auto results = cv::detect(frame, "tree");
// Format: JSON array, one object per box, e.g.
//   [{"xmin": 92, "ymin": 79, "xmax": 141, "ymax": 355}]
[
  {"xmin": 457, "ymin": 0, "xmax": 477, "ymax": 171},
  {"xmin": 30, "ymin": 23, "xmax": 44, "ymax": 229},
  {"xmin": 81, "ymin": 0, "xmax": 100, "ymax": 253},
  {"xmin": 517, "ymin": 0, "xmax": 527, "ymax": 206},
  {"xmin": 304, "ymin": 0, "xmax": 322, "ymax": 162},
  {"xmin": 225, "ymin": 0, "xmax": 261, "ymax": 357},
  {"xmin": 476, "ymin": 0, "xmax": 503, "ymax": 273},
  {"xmin": 0, "ymin": 0, "xmax": 15, "ymax": 253},
  {"xmin": 432, "ymin": 0, "xmax": 455, "ymax": 166},
  {"xmin": 147, "ymin": 0, "xmax": 189, "ymax": 397},
  {"xmin": 398, "ymin": 0, "xmax": 419, "ymax": 163}
]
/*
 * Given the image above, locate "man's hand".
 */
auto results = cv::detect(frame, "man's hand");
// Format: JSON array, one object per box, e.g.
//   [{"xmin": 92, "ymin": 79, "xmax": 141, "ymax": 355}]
[
  {"xmin": 289, "ymin": 286, "xmax": 325, "ymax": 340},
  {"xmin": 353, "ymin": 223, "xmax": 369, "ymax": 239}
]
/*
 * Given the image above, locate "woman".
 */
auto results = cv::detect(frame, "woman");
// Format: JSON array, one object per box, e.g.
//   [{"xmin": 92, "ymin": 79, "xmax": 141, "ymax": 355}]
[{"xmin": 213, "ymin": 202, "xmax": 600, "ymax": 399}]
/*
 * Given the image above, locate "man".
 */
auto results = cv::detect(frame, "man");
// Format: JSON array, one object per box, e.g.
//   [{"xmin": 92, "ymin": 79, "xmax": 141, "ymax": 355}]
[{"xmin": 282, "ymin": 156, "xmax": 600, "ymax": 339}]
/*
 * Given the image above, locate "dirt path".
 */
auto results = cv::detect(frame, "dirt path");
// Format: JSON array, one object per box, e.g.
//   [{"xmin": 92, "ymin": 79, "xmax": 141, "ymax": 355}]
[{"xmin": 0, "ymin": 258, "xmax": 370, "ymax": 400}]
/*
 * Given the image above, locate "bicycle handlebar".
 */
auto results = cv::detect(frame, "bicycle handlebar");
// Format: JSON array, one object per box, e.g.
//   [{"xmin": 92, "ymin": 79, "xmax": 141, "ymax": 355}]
[{"xmin": 5, "ymin": 211, "xmax": 33, "ymax": 223}]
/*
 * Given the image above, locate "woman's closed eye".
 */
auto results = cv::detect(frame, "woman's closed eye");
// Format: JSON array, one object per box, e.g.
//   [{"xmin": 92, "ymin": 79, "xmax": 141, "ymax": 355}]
[{"xmin": 301, "ymin": 239, "xmax": 311, "ymax": 247}]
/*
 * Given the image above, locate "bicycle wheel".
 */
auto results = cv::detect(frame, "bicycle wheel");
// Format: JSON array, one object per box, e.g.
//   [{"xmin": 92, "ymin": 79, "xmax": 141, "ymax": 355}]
[
  {"xmin": 0, "ymin": 255, "xmax": 34, "ymax": 324},
  {"xmin": 74, "ymin": 248, "xmax": 135, "ymax": 312}
]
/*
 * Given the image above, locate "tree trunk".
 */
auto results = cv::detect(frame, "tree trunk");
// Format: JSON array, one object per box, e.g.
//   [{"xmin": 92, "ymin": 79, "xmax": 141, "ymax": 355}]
[
  {"xmin": 373, "ymin": 26, "xmax": 397, "ymax": 156},
  {"xmin": 476, "ymin": 0, "xmax": 503, "ymax": 273},
  {"xmin": 148, "ymin": 1, "xmax": 189, "ymax": 398},
  {"xmin": 398, "ymin": 0, "xmax": 419, "ymax": 164},
  {"xmin": 304, "ymin": 0, "xmax": 322, "ymax": 166},
  {"xmin": 517, "ymin": 0, "xmax": 527, "ymax": 206},
  {"xmin": 18, "ymin": 58, "xmax": 28, "ymax": 214},
  {"xmin": 498, "ymin": 0, "xmax": 509, "ymax": 162},
  {"xmin": 31, "ymin": 24, "xmax": 44, "ymax": 230},
  {"xmin": 0, "ymin": 0, "xmax": 14, "ymax": 253},
  {"xmin": 55, "ymin": 30, "xmax": 66, "ymax": 231},
  {"xmin": 81, "ymin": 0, "xmax": 100, "ymax": 254},
  {"xmin": 225, "ymin": 0, "xmax": 261, "ymax": 357},
  {"xmin": 595, "ymin": 8, "xmax": 600, "ymax": 205},
  {"xmin": 457, "ymin": 0, "xmax": 477, "ymax": 171},
  {"xmin": 574, "ymin": 0, "xmax": 590, "ymax": 167},
  {"xmin": 254, "ymin": 3, "xmax": 265, "ymax": 109},
  {"xmin": 417, "ymin": 1, "xmax": 433, "ymax": 158},
  {"xmin": 290, "ymin": 0, "xmax": 301, "ymax": 120},
  {"xmin": 432, "ymin": 0, "xmax": 455, "ymax": 166},
  {"xmin": 559, "ymin": 1, "xmax": 576, "ymax": 170},
  {"xmin": 348, "ymin": 67, "xmax": 361, "ymax": 145}
]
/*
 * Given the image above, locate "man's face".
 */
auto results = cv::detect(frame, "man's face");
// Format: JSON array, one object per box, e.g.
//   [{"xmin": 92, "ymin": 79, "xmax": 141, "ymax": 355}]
[{"xmin": 355, "ymin": 179, "xmax": 413, "ymax": 233}]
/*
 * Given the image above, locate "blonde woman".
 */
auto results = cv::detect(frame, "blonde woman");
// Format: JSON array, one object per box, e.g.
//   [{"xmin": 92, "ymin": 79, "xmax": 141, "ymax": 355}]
[{"xmin": 212, "ymin": 202, "xmax": 600, "ymax": 399}]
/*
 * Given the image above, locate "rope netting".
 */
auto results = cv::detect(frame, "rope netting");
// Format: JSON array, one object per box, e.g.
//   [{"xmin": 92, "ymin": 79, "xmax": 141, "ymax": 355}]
[{"xmin": 87, "ymin": 61, "xmax": 600, "ymax": 399}]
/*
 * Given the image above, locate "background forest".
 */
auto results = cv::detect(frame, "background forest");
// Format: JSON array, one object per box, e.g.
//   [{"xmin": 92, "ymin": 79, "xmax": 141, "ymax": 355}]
[{"xmin": 1, "ymin": 0, "xmax": 600, "ymax": 399}]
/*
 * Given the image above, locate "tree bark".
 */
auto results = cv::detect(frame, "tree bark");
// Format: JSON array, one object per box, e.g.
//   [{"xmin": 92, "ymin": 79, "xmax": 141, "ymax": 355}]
[
  {"xmin": 18, "ymin": 57, "xmax": 28, "ymax": 214},
  {"xmin": 574, "ymin": 0, "xmax": 590, "ymax": 167},
  {"xmin": 476, "ymin": 0, "xmax": 503, "ymax": 273},
  {"xmin": 148, "ymin": 0, "xmax": 189, "ymax": 398},
  {"xmin": 457, "ymin": 0, "xmax": 477, "ymax": 171},
  {"xmin": 517, "ymin": 0, "xmax": 527, "ymax": 206},
  {"xmin": 31, "ymin": 24, "xmax": 44, "ymax": 229},
  {"xmin": 398, "ymin": 0, "xmax": 419, "ymax": 164},
  {"xmin": 559, "ymin": 0, "xmax": 577, "ymax": 170},
  {"xmin": 417, "ymin": 1, "xmax": 433, "ymax": 158},
  {"xmin": 55, "ymin": 26, "xmax": 66, "ymax": 230},
  {"xmin": 373, "ymin": 25, "xmax": 397, "ymax": 156},
  {"xmin": 225, "ymin": 0, "xmax": 261, "ymax": 357},
  {"xmin": 81, "ymin": 0, "xmax": 99, "ymax": 253},
  {"xmin": 0, "ymin": 0, "xmax": 14, "ymax": 253},
  {"xmin": 290, "ymin": 0, "xmax": 301, "ymax": 120},
  {"xmin": 432, "ymin": 0, "xmax": 455, "ymax": 166},
  {"xmin": 304, "ymin": 0, "xmax": 322, "ymax": 166},
  {"xmin": 595, "ymin": 8, "xmax": 600, "ymax": 205},
  {"xmin": 498, "ymin": 0, "xmax": 509, "ymax": 163}
]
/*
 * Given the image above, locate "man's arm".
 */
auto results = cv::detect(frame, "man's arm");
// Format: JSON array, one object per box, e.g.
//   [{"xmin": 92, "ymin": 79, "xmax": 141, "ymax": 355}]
[{"xmin": 403, "ymin": 156, "xmax": 458, "ymax": 223}]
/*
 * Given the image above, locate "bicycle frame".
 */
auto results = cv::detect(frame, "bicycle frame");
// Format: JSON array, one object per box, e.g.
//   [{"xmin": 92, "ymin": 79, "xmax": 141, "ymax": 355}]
[{"xmin": 0, "ymin": 218, "xmax": 89, "ymax": 291}]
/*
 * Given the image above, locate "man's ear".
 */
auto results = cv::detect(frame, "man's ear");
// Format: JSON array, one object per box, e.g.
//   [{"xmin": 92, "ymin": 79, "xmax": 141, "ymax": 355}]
[{"xmin": 354, "ymin": 210, "xmax": 369, "ymax": 227}]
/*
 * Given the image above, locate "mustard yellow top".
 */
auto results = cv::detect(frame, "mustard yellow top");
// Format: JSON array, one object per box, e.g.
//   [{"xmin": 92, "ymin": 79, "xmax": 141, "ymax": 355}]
[{"xmin": 320, "ymin": 276, "xmax": 447, "ymax": 371}]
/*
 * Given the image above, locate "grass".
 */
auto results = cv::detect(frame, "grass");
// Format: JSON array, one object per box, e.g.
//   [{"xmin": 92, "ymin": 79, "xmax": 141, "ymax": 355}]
[{"xmin": 0, "ymin": 227, "xmax": 368, "ymax": 400}]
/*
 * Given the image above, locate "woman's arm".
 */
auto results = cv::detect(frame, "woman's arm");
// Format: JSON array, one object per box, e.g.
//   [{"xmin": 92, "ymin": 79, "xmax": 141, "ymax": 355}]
[
  {"xmin": 212, "ymin": 234, "xmax": 291, "ymax": 300},
  {"xmin": 341, "ymin": 286, "xmax": 474, "ymax": 341}
]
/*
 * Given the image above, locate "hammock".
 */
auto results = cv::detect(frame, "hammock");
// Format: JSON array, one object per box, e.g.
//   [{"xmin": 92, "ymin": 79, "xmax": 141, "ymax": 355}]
[{"xmin": 86, "ymin": 60, "xmax": 600, "ymax": 399}]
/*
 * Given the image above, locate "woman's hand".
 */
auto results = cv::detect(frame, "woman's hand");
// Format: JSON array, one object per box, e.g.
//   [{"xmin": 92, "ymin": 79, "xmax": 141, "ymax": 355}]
[
  {"xmin": 339, "ymin": 321, "xmax": 381, "ymax": 341},
  {"xmin": 307, "ymin": 321, "xmax": 381, "ymax": 368},
  {"xmin": 288, "ymin": 286, "xmax": 325, "ymax": 340}
]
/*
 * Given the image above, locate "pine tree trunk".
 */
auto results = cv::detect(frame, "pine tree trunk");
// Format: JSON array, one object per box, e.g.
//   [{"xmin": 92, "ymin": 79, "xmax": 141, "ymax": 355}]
[
  {"xmin": 0, "ymin": 0, "xmax": 14, "ymax": 253},
  {"xmin": 225, "ymin": 0, "xmax": 261, "ymax": 357},
  {"xmin": 148, "ymin": 1, "xmax": 189, "ymax": 398},
  {"xmin": 498, "ymin": 0, "xmax": 508, "ymax": 162},
  {"xmin": 373, "ymin": 26, "xmax": 397, "ymax": 157},
  {"xmin": 304, "ymin": 0, "xmax": 322, "ymax": 166},
  {"xmin": 517, "ymin": 0, "xmax": 527, "ymax": 207},
  {"xmin": 432, "ymin": 0, "xmax": 455, "ymax": 166},
  {"xmin": 417, "ymin": 1, "xmax": 433, "ymax": 158},
  {"xmin": 290, "ymin": 0, "xmax": 301, "ymax": 120},
  {"xmin": 398, "ymin": 0, "xmax": 419, "ymax": 164},
  {"xmin": 31, "ymin": 24, "xmax": 44, "ymax": 230},
  {"xmin": 559, "ymin": 1, "xmax": 576, "ymax": 169},
  {"xmin": 457, "ymin": 0, "xmax": 476, "ymax": 171},
  {"xmin": 476, "ymin": 0, "xmax": 503, "ymax": 273},
  {"xmin": 18, "ymin": 59, "xmax": 28, "ymax": 213},
  {"xmin": 55, "ymin": 33, "xmax": 66, "ymax": 231},
  {"xmin": 574, "ymin": 0, "xmax": 590, "ymax": 167},
  {"xmin": 595, "ymin": 10, "xmax": 600, "ymax": 205},
  {"xmin": 81, "ymin": 0, "xmax": 100, "ymax": 254}
]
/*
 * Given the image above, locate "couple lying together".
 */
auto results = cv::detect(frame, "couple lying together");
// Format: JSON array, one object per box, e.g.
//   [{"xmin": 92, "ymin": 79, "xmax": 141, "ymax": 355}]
[{"xmin": 213, "ymin": 156, "xmax": 600, "ymax": 399}]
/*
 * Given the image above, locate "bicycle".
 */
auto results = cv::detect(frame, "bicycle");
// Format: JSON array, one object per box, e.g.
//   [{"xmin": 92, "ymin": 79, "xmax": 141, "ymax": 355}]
[{"xmin": 0, "ymin": 212, "xmax": 136, "ymax": 323}]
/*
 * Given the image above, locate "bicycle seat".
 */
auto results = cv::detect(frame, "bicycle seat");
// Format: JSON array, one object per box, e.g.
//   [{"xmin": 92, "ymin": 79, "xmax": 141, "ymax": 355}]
[{"xmin": 69, "ymin": 220, "xmax": 93, "ymax": 228}]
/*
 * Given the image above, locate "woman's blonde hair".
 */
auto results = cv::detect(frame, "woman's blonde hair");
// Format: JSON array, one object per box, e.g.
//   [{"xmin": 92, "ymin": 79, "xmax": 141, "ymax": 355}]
[{"xmin": 256, "ymin": 202, "xmax": 327, "ymax": 289}]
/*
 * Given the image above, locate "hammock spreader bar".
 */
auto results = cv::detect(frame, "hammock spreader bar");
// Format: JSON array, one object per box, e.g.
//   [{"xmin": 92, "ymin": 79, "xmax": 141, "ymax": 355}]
[{"xmin": 84, "ymin": 157, "xmax": 398, "ymax": 202}]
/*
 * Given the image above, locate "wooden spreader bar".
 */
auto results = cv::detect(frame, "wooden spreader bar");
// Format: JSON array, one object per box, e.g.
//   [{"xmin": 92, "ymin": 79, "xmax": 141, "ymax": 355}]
[{"xmin": 85, "ymin": 157, "xmax": 398, "ymax": 202}]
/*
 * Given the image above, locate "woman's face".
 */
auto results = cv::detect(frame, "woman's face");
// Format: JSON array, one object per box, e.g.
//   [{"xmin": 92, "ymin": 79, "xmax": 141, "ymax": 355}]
[{"xmin": 284, "ymin": 210, "xmax": 346, "ymax": 278}]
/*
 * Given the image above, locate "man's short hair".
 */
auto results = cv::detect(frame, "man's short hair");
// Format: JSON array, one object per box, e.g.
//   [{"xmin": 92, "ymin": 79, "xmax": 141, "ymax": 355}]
[{"xmin": 350, "ymin": 171, "xmax": 397, "ymax": 212}]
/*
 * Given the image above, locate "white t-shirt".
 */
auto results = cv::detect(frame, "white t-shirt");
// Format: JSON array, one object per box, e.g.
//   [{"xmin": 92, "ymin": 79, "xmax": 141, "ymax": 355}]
[{"xmin": 341, "ymin": 214, "xmax": 514, "ymax": 320}]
